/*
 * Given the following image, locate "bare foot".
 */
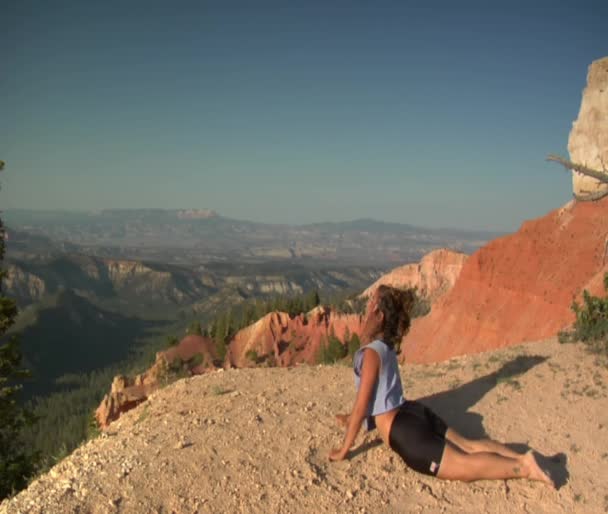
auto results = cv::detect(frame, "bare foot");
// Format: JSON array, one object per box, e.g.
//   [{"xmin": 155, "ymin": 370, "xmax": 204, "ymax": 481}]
[{"xmin": 522, "ymin": 451, "xmax": 555, "ymax": 488}]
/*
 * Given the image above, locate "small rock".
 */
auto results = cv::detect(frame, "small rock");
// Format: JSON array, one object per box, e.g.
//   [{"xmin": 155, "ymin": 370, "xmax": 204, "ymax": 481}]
[{"xmin": 174, "ymin": 439, "xmax": 190, "ymax": 450}]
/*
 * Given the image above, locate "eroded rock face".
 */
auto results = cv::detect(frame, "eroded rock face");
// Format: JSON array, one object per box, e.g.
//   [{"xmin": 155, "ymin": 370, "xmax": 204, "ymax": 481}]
[
  {"xmin": 3, "ymin": 265, "xmax": 46, "ymax": 304},
  {"xmin": 225, "ymin": 308, "xmax": 362, "ymax": 369},
  {"xmin": 95, "ymin": 379, "xmax": 151, "ymax": 429},
  {"xmin": 402, "ymin": 198, "xmax": 608, "ymax": 363},
  {"xmin": 95, "ymin": 335, "xmax": 217, "ymax": 428},
  {"xmin": 569, "ymin": 57, "xmax": 608, "ymax": 198},
  {"xmin": 361, "ymin": 248, "xmax": 467, "ymax": 304}
]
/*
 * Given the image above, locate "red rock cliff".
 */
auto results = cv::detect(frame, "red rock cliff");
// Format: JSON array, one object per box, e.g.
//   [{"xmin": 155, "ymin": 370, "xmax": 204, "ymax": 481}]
[
  {"xmin": 225, "ymin": 308, "xmax": 363, "ymax": 368},
  {"xmin": 402, "ymin": 198, "xmax": 608, "ymax": 363}
]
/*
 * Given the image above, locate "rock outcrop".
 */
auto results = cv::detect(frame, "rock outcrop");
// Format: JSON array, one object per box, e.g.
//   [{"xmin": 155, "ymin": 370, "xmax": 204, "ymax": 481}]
[
  {"xmin": 225, "ymin": 308, "xmax": 362, "ymax": 369},
  {"xmin": 402, "ymin": 197, "xmax": 608, "ymax": 363},
  {"xmin": 569, "ymin": 57, "xmax": 608, "ymax": 199},
  {"xmin": 95, "ymin": 335, "xmax": 217, "ymax": 428},
  {"xmin": 4, "ymin": 265, "xmax": 46, "ymax": 304},
  {"xmin": 361, "ymin": 248, "xmax": 467, "ymax": 304}
]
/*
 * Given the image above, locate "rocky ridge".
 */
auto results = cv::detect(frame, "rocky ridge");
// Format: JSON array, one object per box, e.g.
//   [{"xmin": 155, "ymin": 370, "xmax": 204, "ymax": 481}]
[
  {"xmin": 402, "ymin": 197, "xmax": 608, "ymax": 363},
  {"xmin": 4, "ymin": 255, "xmax": 214, "ymax": 307}
]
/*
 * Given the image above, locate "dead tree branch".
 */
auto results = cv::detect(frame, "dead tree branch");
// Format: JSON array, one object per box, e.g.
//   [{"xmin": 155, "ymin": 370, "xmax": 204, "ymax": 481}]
[{"xmin": 547, "ymin": 154, "xmax": 608, "ymax": 184}]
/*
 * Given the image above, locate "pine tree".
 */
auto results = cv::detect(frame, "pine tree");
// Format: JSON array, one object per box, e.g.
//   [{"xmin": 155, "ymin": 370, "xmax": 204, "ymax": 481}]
[
  {"xmin": 0, "ymin": 161, "xmax": 38, "ymax": 499},
  {"xmin": 306, "ymin": 289, "xmax": 320, "ymax": 310},
  {"xmin": 214, "ymin": 314, "xmax": 227, "ymax": 361}
]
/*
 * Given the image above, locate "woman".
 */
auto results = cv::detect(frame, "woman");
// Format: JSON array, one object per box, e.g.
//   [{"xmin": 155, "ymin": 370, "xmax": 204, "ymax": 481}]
[{"xmin": 329, "ymin": 285, "xmax": 554, "ymax": 487}]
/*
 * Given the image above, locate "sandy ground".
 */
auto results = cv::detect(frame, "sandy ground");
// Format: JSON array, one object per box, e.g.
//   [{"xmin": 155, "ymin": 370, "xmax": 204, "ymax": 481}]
[{"xmin": 2, "ymin": 337, "xmax": 607, "ymax": 514}]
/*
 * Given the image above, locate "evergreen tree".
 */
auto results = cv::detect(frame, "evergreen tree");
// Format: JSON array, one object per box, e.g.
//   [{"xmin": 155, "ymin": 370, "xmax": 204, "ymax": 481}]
[
  {"xmin": 214, "ymin": 315, "xmax": 227, "ymax": 361},
  {"xmin": 347, "ymin": 333, "xmax": 361, "ymax": 357},
  {"xmin": 0, "ymin": 161, "xmax": 38, "ymax": 499},
  {"xmin": 306, "ymin": 289, "xmax": 320, "ymax": 310}
]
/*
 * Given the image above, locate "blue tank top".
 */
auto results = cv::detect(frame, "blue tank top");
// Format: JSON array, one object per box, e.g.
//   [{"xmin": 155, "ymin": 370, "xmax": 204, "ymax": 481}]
[{"xmin": 353, "ymin": 339, "xmax": 405, "ymax": 431}]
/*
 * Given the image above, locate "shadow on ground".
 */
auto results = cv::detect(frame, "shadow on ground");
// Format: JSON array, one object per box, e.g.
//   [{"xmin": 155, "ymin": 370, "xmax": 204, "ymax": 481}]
[
  {"xmin": 419, "ymin": 355, "xmax": 547, "ymax": 438},
  {"xmin": 349, "ymin": 438, "xmax": 383, "ymax": 459},
  {"xmin": 417, "ymin": 354, "xmax": 570, "ymax": 488}
]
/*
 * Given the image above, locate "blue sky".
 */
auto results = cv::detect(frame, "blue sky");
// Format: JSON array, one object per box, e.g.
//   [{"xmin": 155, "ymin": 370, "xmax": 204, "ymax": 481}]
[{"xmin": 1, "ymin": 0, "xmax": 606, "ymax": 231}]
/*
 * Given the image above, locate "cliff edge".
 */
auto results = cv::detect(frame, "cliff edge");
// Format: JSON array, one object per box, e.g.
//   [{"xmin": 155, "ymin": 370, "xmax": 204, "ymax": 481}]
[{"xmin": 2, "ymin": 338, "xmax": 606, "ymax": 513}]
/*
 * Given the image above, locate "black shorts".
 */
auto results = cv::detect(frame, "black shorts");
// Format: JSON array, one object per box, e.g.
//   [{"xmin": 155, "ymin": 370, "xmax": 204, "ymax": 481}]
[{"xmin": 388, "ymin": 400, "xmax": 448, "ymax": 476}]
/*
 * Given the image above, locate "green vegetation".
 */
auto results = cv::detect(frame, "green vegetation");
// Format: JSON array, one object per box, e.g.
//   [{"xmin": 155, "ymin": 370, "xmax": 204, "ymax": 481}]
[
  {"xmin": 135, "ymin": 404, "xmax": 150, "ymax": 425},
  {"xmin": 0, "ymin": 161, "xmax": 39, "ymax": 500},
  {"xmin": 410, "ymin": 290, "xmax": 431, "ymax": 318},
  {"xmin": 329, "ymin": 293, "xmax": 367, "ymax": 315},
  {"xmin": 211, "ymin": 385, "xmax": 230, "ymax": 396},
  {"xmin": 187, "ymin": 353, "xmax": 205, "ymax": 368},
  {"xmin": 187, "ymin": 320, "xmax": 202, "ymax": 336},
  {"xmin": 559, "ymin": 273, "xmax": 608, "ymax": 358},
  {"xmin": 203, "ymin": 288, "xmax": 326, "ymax": 363},
  {"xmin": 245, "ymin": 349, "xmax": 259, "ymax": 364},
  {"xmin": 23, "ymin": 329, "xmax": 173, "ymax": 463},
  {"xmin": 347, "ymin": 332, "xmax": 361, "ymax": 357},
  {"xmin": 316, "ymin": 328, "xmax": 363, "ymax": 365},
  {"xmin": 317, "ymin": 331, "xmax": 348, "ymax": 364}
]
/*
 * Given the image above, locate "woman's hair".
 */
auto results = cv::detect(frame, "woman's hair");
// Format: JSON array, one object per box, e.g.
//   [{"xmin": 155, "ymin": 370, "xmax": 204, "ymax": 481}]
[{"xmin": 376, "ymin": 285, "xmax": 416, "ymax": 349}]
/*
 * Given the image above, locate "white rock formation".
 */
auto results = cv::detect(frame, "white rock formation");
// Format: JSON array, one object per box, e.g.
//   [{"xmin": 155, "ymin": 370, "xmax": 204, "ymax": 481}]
[{"xmin": 568, "ymin": 57, "xmax": 608, "ymax": 199}]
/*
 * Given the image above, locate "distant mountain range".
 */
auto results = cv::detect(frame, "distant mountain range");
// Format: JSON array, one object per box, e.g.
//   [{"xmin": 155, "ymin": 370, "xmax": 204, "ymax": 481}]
[{"xmin": 4, "ymin": 209, "xmax": 501, "ymax": 266}]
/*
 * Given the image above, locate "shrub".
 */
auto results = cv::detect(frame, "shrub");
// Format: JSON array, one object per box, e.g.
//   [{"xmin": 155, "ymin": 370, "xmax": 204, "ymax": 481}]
[
  {"xmin": 245, "ymin": 349, "xmax": 259, "ymax": 364},
  {"xmin": 187, "ymin": 321, "xmax": 202, "ymax": 336},
  {"xmin": 560, "ymin": 274, "xmax": 608, "ymax": 357},
  {"xmin": 187, "ymin": 353, "xmax": 205, "ymax": 368},
  {"xmin": 347, "ymin": 333, "xmax": 361, "ymax": 357},
  {"xmin": 411, "ymin": 293, "xmax": 431, "ymax": 319},
  {"xmin": 158, "ymin": 356, "xmax": 189, "ymax": 386},
  {"xmin": 317, "ymin": 333, "xmax": 347, "ymax": 364}
]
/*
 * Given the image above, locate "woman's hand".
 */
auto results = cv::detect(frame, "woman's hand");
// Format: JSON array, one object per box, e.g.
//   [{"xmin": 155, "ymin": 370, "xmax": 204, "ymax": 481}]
[{"xmin": 329, "ymin": 447, "xmax": 348, "ymax": 461}]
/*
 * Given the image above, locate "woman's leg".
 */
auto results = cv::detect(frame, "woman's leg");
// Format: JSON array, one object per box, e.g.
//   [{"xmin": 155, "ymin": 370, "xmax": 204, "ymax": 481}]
[
  {"xmin": 437, "ymin": 440, "xmax": 554, "ymax": 486},
  {"xmin": 445, "ymin": 428, "xmax": 522, "ymax": 460}
]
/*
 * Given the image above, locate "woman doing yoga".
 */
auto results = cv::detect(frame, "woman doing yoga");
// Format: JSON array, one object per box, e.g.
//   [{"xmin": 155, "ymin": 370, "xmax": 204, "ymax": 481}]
[{"xmin": 328, "ymin": 285, "xmax": 554, "ymax": 487}]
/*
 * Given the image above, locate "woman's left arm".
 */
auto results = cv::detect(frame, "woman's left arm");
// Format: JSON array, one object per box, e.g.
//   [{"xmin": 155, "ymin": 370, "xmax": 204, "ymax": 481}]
[{"xmin": 329, "ymin": 349, "xmax": 380, "ymax": 461}]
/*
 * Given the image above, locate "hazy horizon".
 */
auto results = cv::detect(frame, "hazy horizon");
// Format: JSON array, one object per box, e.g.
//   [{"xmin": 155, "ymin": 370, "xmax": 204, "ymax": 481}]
[
  {"xmin": 3, "ymin": 206, "xmax": 507, "ymax": 234},
  {"xmin": 2, "ymin": 1, "xmax": 607, "ymax": 232}
]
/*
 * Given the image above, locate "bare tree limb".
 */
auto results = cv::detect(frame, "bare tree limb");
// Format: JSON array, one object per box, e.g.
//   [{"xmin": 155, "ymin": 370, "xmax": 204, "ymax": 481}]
[{"xmin": 547, "ymin": 154, "xmax": 608, "ymax": 184}]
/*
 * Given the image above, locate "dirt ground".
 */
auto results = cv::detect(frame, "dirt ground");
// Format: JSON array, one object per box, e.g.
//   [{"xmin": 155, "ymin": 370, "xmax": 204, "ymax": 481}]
[{"xmin": 2, "ymin": 337, "xmax": 607, "ymax": 514}]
